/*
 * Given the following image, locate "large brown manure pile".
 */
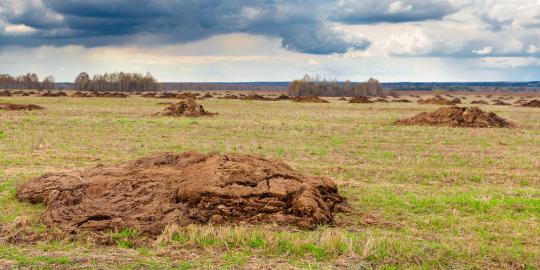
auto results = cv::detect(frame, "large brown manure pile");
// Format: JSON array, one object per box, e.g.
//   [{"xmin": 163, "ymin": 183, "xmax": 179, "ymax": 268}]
[
  {"xmin": 0, "ymin": 103, "xmax": 44, "ymax": 111},
  {"xmin": 159, "ymin": 98, "xmax": 215, "ymax": 117},
  {"xmin": 16, "ymin": 152, "xmax": 348, "ymax": 235},
  {"xmin": 395, "ymin": 106, "xmax": 513, "ymax": 128}
]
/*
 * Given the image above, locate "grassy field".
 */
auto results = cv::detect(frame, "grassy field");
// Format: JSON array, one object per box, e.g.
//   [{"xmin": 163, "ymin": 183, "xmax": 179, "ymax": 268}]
[{"xmin": 0, "ymin": 95, "xmax": 539, "ymax": 269}]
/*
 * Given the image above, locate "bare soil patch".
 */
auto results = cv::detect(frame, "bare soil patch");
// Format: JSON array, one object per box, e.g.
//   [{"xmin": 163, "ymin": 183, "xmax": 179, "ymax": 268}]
[
  {"xmin": 16, "ymin": 152, "xmax": 348, "ymax": 235},
  {"xmin": 0, "ymin": 103, "xmax": 44, "ymax": 111},
  {"xmin": 159, "ymin": 98, "xmax": 216, "ymax": 117},
  {"xmin": 395, "ymin": 106, "xmax": 513, "ymax": 128}
]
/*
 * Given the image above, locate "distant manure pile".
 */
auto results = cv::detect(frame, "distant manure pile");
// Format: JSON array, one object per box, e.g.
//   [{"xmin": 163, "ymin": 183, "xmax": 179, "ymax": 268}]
[{"xmin": 395, "ymin": 106, "xmax": 513, "ymax": 128}]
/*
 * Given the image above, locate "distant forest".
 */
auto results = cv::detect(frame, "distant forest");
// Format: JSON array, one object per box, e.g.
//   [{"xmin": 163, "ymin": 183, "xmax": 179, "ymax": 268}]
[
  {"xmin": 2, "ymin": 71, "xmax": 540, "ymax": 93},
  {"xmin": 288, "ymin": 75, "xmax": 383, "ymax": 97},
  {"xmin": 74, "ymin": 72, "xmax": 159, "ymax": 92},
  {"xmin": 0, "ymin": 73, "xmax": 56, "ymax": 90}
]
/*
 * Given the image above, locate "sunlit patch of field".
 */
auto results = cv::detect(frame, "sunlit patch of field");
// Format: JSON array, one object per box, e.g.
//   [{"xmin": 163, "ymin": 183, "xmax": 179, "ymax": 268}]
[{"xmin": 0, "ymin": 95, "xmax": 539, "ymax": 269}]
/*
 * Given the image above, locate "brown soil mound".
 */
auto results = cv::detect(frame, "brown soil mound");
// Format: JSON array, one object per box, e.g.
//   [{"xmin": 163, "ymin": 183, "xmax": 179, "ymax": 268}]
[
  {"xmin": 338, "ymin": 97, "xmax": 347, "ymax": 101},
  {"xmin": 157, "ymin": 92, "xmax": 177, "ymax": 98},
  {"xmin": 418, "ymin": 97, "xmax": 461, "ymax": 105},
  {"xmin": 242, "ymin": 94, "xmax": 269, "ymax": 101},
  {"xmin": 492, "ymin": 100, "xmax": 510, "ymax": 106},
  {"xmin": 374, "ymin": 98, "xmax": 388, "ymax": 102},
  {"xmin": 71, "ymin": 91, "xmax": 94, "ymax": 98},
  {"xmin": 522, "ymin": 100, "xmax": 540, "ymax": 108},
  {"xmin": 16, "ymin": 152, "xmax": 347, "ymax": 235},
  {"xmin": 395, "ymin": 106, "xmax": 513, "ymax": 128},
  {"xmin": 391, "ymin": 99, "xmax": 411, "ymax": 103},
  {"xmin": 218, "ymin": 94, "xmax": 240, "ymax": 100},
  {"xmin": 349, "ymin": 96, "xmax": 373, "ymax": 104},
  {"xmin": 0, "ymin": 103, "xmax": 44, "ymax": 111},
  {"xmin": 0, "ymin": 90, "xmax": 12, "ymax": 97},
  {"xmin": 275, "ymin": 94, "xmax": 290, "ymax": 100},
  {"xmin": 141, "ymin": 92, "xmax": 157, "ymax": 98},
  {"xmin": 176, "ymin": 93, "xmax": 199, "ymax": 99},
  {"xmin": 470, "ymin": 100, "xmax": 489, "ymax": 105},
  {"xmin": 41, "ymin": 91, "xmax": 67, "ymax": 97},
  {"xmin": 200, "ymin": 93, "xmax": 213, "ymax": 99},
  {"xmin": 94, "ymin": 92, "xmax": 129, "ymax": 98},
  {"xmin": 292, "ymin": 96, "xmax": 329, "ymax": 103},
  {"xmin": 159, "ymin": 98, "xmax": 215, "ymax": 117}
]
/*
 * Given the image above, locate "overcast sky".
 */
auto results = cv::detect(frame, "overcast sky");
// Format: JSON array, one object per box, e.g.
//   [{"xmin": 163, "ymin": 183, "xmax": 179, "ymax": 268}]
[{"xmin": 1, "ymin": 0, "xmax": 540, "ymax": 82}]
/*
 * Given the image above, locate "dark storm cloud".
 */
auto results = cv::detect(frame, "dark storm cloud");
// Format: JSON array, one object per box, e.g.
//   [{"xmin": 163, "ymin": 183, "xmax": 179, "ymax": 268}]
[
  {"xmin": 330, "ymin": 0, "xmax": 460, "ymax": 24},
  {"xmin": 0, "ymin": 0, "xmax": 458, "ymax": 54}
]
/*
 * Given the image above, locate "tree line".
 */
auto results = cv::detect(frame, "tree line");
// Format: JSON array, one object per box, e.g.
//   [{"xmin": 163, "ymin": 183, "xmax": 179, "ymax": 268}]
[
  {"xmin": 288, "ymin": 74, "xmax": 383, "ymax": 97},
  {"xmin": 0, "ymin": 73, "xmax": 56, "ymax": 90},
  {"xmin": 75, "ymin": 72, "xmax": 159, "ymax": 92}
]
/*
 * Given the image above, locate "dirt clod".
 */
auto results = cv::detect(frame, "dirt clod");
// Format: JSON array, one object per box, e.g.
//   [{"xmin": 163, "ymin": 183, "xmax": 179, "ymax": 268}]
[
  {"xmin": 395, "ymin": 106, "xmax": 513, "ymax": 128},
  {"xmin": 0, "ymin": 103, "xmax": 44, "ymax": 111},
  {"xmin": 16, "ymin": 152, "xmax": 347, "ymax": 235},
  {"xmin": 159, "ymin": 98, "xmax": 215, "ymax": 117}
]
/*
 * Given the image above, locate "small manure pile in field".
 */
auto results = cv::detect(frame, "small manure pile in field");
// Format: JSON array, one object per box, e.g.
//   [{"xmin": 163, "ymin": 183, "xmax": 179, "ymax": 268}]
[
  {"xmin": 274, "ymin": 94, "xmax": 290, "ymax": 100},
  {"xmin": 242, "ymin": 94, "xmax": 269, "ymax": 101},
  {"xmin": 349, "ymin": 96, "xmax": 373, "ymax": 103},
  {"xmin": 16, "ymin": 152, "xmax": 348, "ymax": 235},
  {"xmin": 200, "ymin": 93, "xmax": 213, "ymax": 99},
  {"xmin": 521, "ymin": 100, "xmax": 540, "ymax": 108},
  {"xmin": 176, "ymin": 92, "xmax": 199, "ymax": 99},
  {"xmin": 157, "ymin": 92, "xmax": 177, "ymax": 98},
  {"xmin": 0, "ymin": 90, "xmax": 12, "ymax": 96},
  {"xmin": 218, "ymin": 94, "xmax": 240, "ymax": 99},
  {"xmin": 0, "ymin": 103, "xmax": 44, "ymax": 111},
  {"xmin": 470, "ymin": 100, "xmax": 489, "ymax": 105},
  {"xmin": 492, "ymin": 100, "xmax": 510, "ymax": 106},
  {"xmin": 141, "ymin": 92, "xmax": 157, "ymax": 98},
  {"xmin": 159, "ymin": 98, "xmax": 215, "ymax": 117},
  {"xmin": 41, "ymin": 91, "xmax": 67, "ymax": 97},
  {"xmin": 418, "ymin": 96, "xmax": 461, "ymax": 105},
  {"xmin": 391, "ymin": 99, "xmax": 411, "ymax": 103},
  {"xmin": 395, "ymin": 106, "xmax": 513, "ymax": 128},
  {"xmin": 338, "ymin": 97, "xmax": 347, "ymax": 101},
  {"xmin": 291, "ymin": 96, "xmax": 329, "ymax": 103},
  {"xmin": 71, "ymin": 91, "xmax": 94, "ymax": 97},
  {"xmin": 94, "ymin": 92, "xmax": 129, "ymax": 98}
]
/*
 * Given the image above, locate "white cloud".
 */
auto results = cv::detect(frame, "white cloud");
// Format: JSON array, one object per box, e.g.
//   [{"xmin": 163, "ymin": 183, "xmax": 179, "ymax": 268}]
[
  {"xmin": 387, "ymin": 1, "xmax": 413, "ymax": 14},
  {"xmin": 3, "ymin": 23, "xmax": 37, "ymax": 35},
  {"xmin": 480, "ymin": 57, "xmax": 540, "ymax": 68},
  {"xmin": 526, "ymin": 44, "xmax": 540, "ymax": 53},
  {"xmin": 473, "ymin": 46, "xmax": 493, "ymax": 55}
]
